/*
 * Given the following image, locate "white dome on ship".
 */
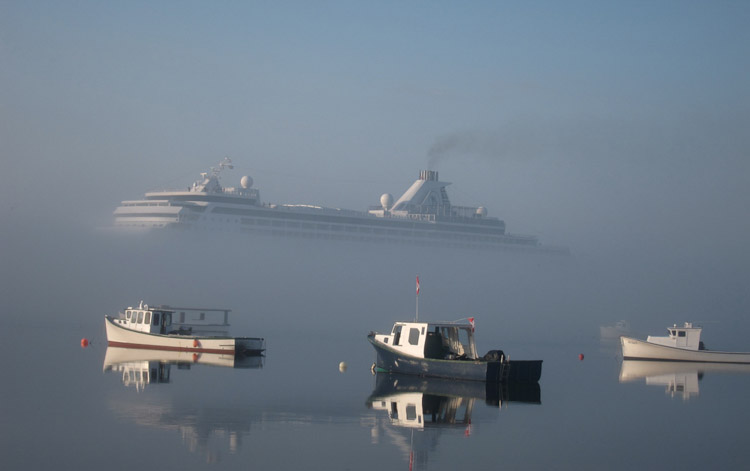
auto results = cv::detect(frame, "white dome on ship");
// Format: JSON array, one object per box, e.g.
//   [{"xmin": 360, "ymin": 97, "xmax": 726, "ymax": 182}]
[
  {"xmin": 240, "ymin": 175, "xmax": 253, "ymax": 189},
  {"xmin": 380, "ymin": 193, "xmax": 394, "ymax": 210},
  {"xmin": 476, "ymin": 206, "xmax": 487, "ymax": 217}
]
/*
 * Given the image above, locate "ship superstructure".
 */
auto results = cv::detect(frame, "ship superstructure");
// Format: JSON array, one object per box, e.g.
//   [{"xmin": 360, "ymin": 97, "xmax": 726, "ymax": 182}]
[{"xmin": 113, "ymin": 159, "xmax": 563, "ymax": 252}]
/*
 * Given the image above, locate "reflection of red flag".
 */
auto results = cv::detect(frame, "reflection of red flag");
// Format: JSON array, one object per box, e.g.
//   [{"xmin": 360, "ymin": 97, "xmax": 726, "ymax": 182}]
[
  {"xmin": 465, "ymin": 419, "xmax": 472, "ymax": 437},
  {"xmin": 409, "ymin": 450, "xmax": 413, "ymax": 471},
  {"xmin": 416, "ymin": 276, "xmax": 420, "ymax": 296},
  {"xmin": 469, "ymin": 317, "xmax": 475, "ymax": 332}
]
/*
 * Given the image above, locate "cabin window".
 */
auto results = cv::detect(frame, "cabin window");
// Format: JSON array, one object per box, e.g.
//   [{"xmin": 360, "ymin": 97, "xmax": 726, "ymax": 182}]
[
  {"xmin": 458, "ymin": 329, "xmax": 472, "ymax": 355},
  {"xmin": 393, "ymin": 326, "xmax": 402, "ymax": 345},
  {"xmin": 179, "ymin": 312, "xmax": 185, "ymax": 323},
  {"xmin": 384, "ymin": 338, "xmax": 389, "ymax": 344},
  {"xmin": 199, "ymin": 312, "xmax": 205, "ymax": 321},
  {"xmin": 153, "ymin": 313, "xmax": 160, "ymax": 325},
  {"xmin": 670, "ymin": 330, "xmax": 676, "ymax": 336},
  {"xmin": 137, "ymin": 311, "xmax": 144, "ymax": 324},
  {"xmin": 406, "ymin": 404, "xmax": 417, "ymax": 420},
  {"xmin": 144, "ymin": 312, "xmax": 151, "ymax": 325},
  {"xmin": 678, "ymin": 331, "xmax": 686, "ymax": 337},
  {"xmin": 408, "ymin": 328, "xmax": 420, "ymax": 345},
  {"xmin": 126, "ymin": 310, "xmax": 131, "ymax": 320}
]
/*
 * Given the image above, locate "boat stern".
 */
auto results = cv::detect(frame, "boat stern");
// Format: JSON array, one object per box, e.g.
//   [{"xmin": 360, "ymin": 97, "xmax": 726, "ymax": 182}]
[{"xmin": 235, "ymin": 337, "xmax": 265, "ymax": 356}]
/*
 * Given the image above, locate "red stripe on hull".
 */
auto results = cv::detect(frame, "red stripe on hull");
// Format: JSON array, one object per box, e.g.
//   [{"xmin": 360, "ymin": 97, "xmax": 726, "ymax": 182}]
[{"xmin": 107, "ymin": 340, "xmax": 235, "ymax": 355}]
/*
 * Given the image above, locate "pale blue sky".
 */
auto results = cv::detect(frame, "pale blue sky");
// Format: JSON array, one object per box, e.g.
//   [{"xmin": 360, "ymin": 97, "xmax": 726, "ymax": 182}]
[{"xmin": 2, "ymin": 1, "xmax": 749, "ymax": 254}]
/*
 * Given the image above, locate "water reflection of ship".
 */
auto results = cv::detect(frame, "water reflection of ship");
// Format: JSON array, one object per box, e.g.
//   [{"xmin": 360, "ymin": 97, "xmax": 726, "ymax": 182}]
[
  {"xmin": 103, "ymin": 347, "xmax": 263, "ymax": 391},
  {"xmin": 103, "ymin": 346, "xmax": 264, "ymax": 463},
  {"xmin": 365, "ymin": 373, "xmax": 540, "ymax": 469},
  {"xmin": 619, "ymin": 360, "xmax": 750, "ymax": 401}
]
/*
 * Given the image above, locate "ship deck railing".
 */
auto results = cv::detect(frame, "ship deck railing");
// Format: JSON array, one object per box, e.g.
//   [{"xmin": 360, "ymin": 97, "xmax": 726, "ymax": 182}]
[{"xmin": 368, "ymin": 204, "xmax": 490, "ymax": 219}]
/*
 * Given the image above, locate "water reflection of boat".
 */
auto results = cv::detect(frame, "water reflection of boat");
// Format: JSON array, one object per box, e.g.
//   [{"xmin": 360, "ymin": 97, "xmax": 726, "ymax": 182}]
[
  {"xmin": 366, "ymin": 373, "xmax": 541, "ymax": 430},
  {"xmin": 368, "ymin": 320, "xmax": 542, "ymax": 382},
  {"xmin": 619, "ymin": 360, "xmax": 750, "ymax": 400},
  {"xmin": 105, "ymin": 301, "xmax": 265, "ymax": 355},
  {"xmin": 366, "ymin": 373, "xmax": 540, "ymax": 469},
  {"xmin": 103, "ymin": 346, "xmax": 263, "ymax": 391},
  {"xmin": 621, "ymin": 322, "xmax": 750, "ymax": 363},
  {"xmin": 103, "ymin": 346, "xmax": 263, "ymax": 462}
]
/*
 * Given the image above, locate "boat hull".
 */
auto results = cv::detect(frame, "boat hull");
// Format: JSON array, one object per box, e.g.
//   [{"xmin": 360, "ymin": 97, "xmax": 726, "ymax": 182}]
[
  {"xmin": 367, "ymin": 334, "xmax": 541, "ymax": 382},
  {"xmin": 105, "ymin": 316, "xmax": 264, "ymax": 355},
  {"xmin": 621, "ymin": 336, "xmax": 750, "ymax": 363}
]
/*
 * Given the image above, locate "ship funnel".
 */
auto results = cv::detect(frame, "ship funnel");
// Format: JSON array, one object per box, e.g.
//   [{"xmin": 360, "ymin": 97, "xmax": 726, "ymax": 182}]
[{"xmin": 419, "ymin": 170, "xmax": 439, "ymax": 181}]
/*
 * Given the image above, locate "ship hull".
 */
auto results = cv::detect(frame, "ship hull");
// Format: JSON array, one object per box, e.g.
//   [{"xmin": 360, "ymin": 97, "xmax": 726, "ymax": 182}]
[
  {"xmin": 114, "ymin": 203, "xmax": 557, "ymax": 251},
  {"xmin": 104, "ymin": 316, "xmax": 264, "ymax": 355},
  {"xmin": 621, "ymin": 336, "xmax": 750, "ymax": 363},
  {"xmin": 367, "ymin": 335, "xmax": 542, "ymax": 382}
]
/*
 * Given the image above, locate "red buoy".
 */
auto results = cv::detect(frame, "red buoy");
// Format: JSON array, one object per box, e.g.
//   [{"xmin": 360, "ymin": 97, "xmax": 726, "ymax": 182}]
[
  {"xmin": 578, "ymin": 353, "xmax": 584, "ymax": 361},
  {"xmin": 80, "ymin": 338, "xmax": 89, "ymax": 348}
]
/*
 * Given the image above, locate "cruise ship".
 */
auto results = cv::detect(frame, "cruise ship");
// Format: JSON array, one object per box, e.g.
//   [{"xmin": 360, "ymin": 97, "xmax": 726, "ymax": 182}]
[{"xmin": 113, "ymin": 158, "xmax": 565, "ymax": 253}]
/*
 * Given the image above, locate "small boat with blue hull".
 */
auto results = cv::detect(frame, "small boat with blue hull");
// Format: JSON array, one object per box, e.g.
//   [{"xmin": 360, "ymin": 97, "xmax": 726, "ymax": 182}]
[
  {"xmin": 105, "ymin": 301, "xmax": 264, "ymax": 356},
  {"xmin": 368, "ymin": 320, "xmax": 542, "ymax": 382}
]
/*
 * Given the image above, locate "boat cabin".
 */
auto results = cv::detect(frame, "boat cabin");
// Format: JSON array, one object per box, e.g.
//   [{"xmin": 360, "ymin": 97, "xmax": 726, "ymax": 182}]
[
  {"xmin": 372, "ymin": 321, "xmax": 478, "ymax": 360},
  {"xmin": 165, "ymin": 306, "xmax": 232, "ymax": 336},
  {"xmin": 646, "ymin": 322, "xmax": 704, "ymax": 351},
  {"xmin": 112, "ymin": 302, "xmax": 175, "ymax": 335}
]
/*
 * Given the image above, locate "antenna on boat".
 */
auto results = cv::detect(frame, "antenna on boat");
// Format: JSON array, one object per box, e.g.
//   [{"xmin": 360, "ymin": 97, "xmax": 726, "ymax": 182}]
[{"xmin": 415, "ymin": 276, "xmax": 420, "ymax": 322}]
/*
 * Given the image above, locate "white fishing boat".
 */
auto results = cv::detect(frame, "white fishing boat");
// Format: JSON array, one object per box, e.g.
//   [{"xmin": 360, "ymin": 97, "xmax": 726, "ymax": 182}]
[
  {"xmin": 621, "ymin": 322, "xmax": 750, "ymax": 363},
  {"xmin": 104, "ymin": 301, "xmax": 265, "ymax": 355},
  {"xmin": 368, "ymin": 319, "xmax": 542, "ymax": 382}
]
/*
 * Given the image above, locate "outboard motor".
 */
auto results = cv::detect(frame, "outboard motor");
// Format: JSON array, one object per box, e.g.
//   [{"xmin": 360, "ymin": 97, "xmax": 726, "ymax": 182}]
[{"xmin": 483, "ymin": 350, "xmax": 505, "ymax": 362}]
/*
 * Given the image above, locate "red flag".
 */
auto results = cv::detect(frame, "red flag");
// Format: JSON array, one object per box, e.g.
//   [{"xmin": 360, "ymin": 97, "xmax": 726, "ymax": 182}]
[
  {"xmin": 416, "ymin": 276, "xmax": 420, "ymax": 296},
  {"xmin": 468, "ymin": 317, "xmax": 475, "ymax": 332}
]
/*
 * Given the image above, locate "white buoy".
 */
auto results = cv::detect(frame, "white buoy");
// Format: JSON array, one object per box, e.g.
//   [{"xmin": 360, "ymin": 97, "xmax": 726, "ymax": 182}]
[{"xmin": 339, "ymin": 361, "xmax": 347, "ymax": 372}]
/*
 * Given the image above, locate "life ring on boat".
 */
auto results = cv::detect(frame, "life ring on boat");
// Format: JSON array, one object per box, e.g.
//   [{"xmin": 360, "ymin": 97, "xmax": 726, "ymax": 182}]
[{"xmin": 193, "ymin": 339, "xmax": 200, "ymax": 348}]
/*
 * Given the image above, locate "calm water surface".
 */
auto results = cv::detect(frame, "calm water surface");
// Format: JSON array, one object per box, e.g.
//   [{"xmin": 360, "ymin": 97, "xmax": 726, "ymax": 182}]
[
  {"xmin": 3, "ymin": 317, "xmax": 750, "ymax": 471},
  {"xmin": 3, "ymin": 232, "xmax": 750, "ymax": 470}
]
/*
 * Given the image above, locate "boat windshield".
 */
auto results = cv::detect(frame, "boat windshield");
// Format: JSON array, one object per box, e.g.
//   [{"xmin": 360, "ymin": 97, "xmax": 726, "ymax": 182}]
[{"xmin": 438, "ymin": 326, "xmax": 476, "ymax": 359}]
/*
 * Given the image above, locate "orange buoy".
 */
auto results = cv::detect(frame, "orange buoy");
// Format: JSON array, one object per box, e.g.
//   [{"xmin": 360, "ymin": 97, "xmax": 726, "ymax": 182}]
[
  {"xmin": 80, "ymin": 338, "xmax": 89, "ymax": 348},
  {"xmin": 578, "ymin": 353, "xmax": 584, "ymax": 361},
  {"xmin": 193, "ymin": 339, "xmax": 199, "ymax": 348}
]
